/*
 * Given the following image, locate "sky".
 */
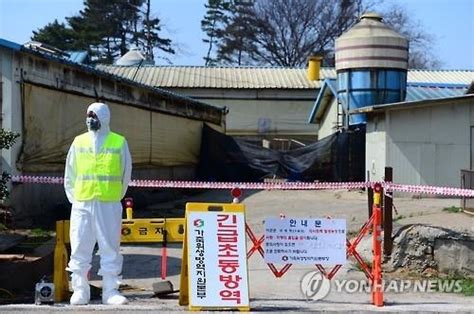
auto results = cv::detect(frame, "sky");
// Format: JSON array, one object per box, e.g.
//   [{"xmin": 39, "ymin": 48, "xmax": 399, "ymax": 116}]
[{"xmin": 0, "ymin": 0, "xmax": 473, "ymax": 69}]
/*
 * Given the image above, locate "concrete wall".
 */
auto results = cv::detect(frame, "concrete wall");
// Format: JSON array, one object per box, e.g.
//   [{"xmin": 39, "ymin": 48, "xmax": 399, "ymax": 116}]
[
  {"xmin": 366, "ymin": 99, "xmax": 472, "ymax": 187},
  {"xmin": 205, "ymin": 98, "xmax": 318, "ymax": 138},
  {"xmin": 169, "ymin": 88, "xmax": 319, "ymax": 139},
  {"xmin": 318, "ymin": 98, "xmax": 340, "ymax": 140},
  {"xmin": 0, "ymin": 47, "xmax": 23, "ymax": 176},
  {"xmin": 365, "ymin": 115, "xmax": 387, "ymax": 181}
]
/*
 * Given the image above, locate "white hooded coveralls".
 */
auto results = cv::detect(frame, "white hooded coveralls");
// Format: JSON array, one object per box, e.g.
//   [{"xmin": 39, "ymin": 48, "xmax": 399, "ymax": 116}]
[{"xmin": 64, "ymin": 102, "xmax": 132, "ymax": 282}]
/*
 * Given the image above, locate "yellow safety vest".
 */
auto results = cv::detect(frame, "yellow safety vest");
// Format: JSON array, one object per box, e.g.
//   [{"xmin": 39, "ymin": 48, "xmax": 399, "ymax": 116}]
[{"xmin": 73, "ymin": 132, "xmax": 125, "ymax": 201}]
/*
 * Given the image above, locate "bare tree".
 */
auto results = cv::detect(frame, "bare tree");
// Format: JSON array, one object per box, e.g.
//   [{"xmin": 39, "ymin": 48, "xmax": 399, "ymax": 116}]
[
  {"xmin": 216, "ymin": 0, "xmax": 368, "ymax": 66},
  {"xmin": 211, "ymin": 0, "xmax": 440, "ymax": 69}
]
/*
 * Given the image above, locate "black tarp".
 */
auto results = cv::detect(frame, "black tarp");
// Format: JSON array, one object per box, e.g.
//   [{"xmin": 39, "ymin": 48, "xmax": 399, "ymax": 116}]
[{"xmin": 197, "ymin": 125, "xmax": 365, "ymax": 182}]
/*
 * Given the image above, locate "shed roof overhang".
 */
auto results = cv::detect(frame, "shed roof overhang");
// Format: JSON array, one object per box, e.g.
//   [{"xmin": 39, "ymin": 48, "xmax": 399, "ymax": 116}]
[
  {"xmin": 350, "ymin": 94, "xmax": 474, "ymax": 115},
  {"xmin": 307, "ymin": 79, "xmax": 338, "ymax": 124}
]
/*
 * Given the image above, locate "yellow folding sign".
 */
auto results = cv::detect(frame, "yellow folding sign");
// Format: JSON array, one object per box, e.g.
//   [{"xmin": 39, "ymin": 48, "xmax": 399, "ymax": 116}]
[{"xmin": 179, "ymin": 202, "xmax": 250, "ymax": 311}]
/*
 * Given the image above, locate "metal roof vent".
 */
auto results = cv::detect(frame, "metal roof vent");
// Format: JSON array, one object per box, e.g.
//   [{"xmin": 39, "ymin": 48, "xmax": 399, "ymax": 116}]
[
  {"xmin": 359, "ymin": 12, "xmax": 383, "ymax": 22},
  {"xmin": 116, "ymin": 47, "xmax": 154, "ymax": 66}
]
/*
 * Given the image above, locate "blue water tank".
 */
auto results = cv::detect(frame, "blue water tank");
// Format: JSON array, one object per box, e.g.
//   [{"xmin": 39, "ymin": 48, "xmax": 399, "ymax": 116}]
[{"xmin": 335, "ymin": 13, "xmax": 408, "ymax": 125}]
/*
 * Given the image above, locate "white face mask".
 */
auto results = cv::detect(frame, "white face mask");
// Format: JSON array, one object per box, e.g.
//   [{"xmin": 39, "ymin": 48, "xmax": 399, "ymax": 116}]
[{"xmin": 86, "ymin": 116, "xmax": 101, "ymax": 131}]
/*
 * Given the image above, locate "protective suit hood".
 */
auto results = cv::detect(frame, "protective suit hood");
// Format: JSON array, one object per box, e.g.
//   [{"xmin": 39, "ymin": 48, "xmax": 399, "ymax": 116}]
[{"xmin": 87, "ymin": 102, "xmax": 110, "ymax": 134}]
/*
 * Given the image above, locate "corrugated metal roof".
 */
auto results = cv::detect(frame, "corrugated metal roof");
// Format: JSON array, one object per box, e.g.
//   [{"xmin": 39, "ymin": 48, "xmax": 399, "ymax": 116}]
[
  {"xmin": 406, "ymin": 83, "xmax": 468, "ymax": 101},
  {"xmin": 407, "ymin": 70, "xmax": 474, "ymax": 84},
  {"xmin": 309, "ymin": 79, "xmax": 470, "ymax": 123},
  {"xmin": 97, "ymin": 65, "xmax": 333, "ymax": 89},
  {"xmin": 96, "ymin": 65, "xmax": 474, "ymax": 89},
  {"xmin": 352, "ymin": 94, "xmax": 474, "ymax": 114}
]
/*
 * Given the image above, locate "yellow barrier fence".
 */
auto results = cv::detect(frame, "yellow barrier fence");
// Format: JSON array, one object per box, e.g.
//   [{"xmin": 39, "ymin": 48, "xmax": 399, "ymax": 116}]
[{"xmin": 53, "ymin": 215, "xmax": 185, "ymax": 302}]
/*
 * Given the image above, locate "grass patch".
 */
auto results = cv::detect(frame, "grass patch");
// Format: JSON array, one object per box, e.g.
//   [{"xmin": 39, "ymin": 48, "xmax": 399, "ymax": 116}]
[
  {"xmin": 0, "ymin": 223, "xmax": 7, "ymax": 232},
  {"xmin": 390, "ymin": 270, "xmax": 474, "ymax": 296},
  {"xmin": 460, "ymin": 278, "xmax": 474, "ymax": 296},
  {"xmin": 30, "ymin": 228, "xmax": 51, "ymax": 237},
  {"xmin": 442, "ymin": 206, "xmax": 462, "ymax": 213},
  {"xmin": 437, "ymin": 273, "xmax": 474, "ymax": 296},
  {"xmin": 393, "ymin": 214, "xmax": 406, "ymax": 222},
  {"xmin": 16, "ymin": 228, "xmax": 53, "ymax": 251}
]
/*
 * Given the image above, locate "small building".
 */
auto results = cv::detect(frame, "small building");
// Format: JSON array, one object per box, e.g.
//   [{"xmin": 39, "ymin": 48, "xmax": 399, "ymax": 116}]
[
  {"xmin": 308, "ymin": 80, "xmax": 474, "ymax": 187},
  {"xmin": 309, "ymin": 80, "xmax": 471, "ymax": 139},
  {"xmin": 354, "ymin": 93, "xmax": 474, "ymax": 187}
]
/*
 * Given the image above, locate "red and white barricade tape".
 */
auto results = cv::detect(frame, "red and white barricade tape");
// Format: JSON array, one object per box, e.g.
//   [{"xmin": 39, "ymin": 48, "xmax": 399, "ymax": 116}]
[
  {"xmin": 10, "ymin": 175, "xmax": 474, "ymax": 197},
  {"xmin": 384, "ymin": 183, "xmax": 474, "ymax": 197},
  {"xmin": 11, "ymin": 175, "xmax": 65, "ymax": 185},
  {"xmin": 10, "ymin": 175, "xmax": 369, "ymax": 190}
]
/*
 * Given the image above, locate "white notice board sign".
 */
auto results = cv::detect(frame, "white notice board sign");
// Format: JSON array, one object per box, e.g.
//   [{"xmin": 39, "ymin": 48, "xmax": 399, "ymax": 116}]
[
  {"xmin": 264, "ymin": 218, "xmax": 346, "ymax": 265},
  {"xmin": 187, "ymin": 211, "xmax": 249, "ymax": 308}
]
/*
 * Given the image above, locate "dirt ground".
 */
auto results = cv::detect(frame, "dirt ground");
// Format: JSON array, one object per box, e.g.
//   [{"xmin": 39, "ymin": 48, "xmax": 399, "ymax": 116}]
[
  {"xmin": 151, "ymin": 188, "xmax": 473, "ymax": 233},
  {"xmin": 2, "ymin": 189, "xmax": 473, "ymax": 312}
]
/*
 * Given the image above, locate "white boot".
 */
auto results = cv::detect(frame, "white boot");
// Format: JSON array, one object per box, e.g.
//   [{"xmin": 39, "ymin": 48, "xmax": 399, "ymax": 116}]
[
  {"xmin": 70, "ymin": 273, "xmax": 90, "ymax": 305},
  {"xmin": 102, "ymin": 275, "xmax": 128, "ymax": 305}
]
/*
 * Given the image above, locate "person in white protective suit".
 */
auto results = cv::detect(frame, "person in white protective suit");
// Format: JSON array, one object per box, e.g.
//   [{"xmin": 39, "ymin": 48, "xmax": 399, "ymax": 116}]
[{"xmin": 64, "ymin": 102, "xmax": 132, "ymax": 305}]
